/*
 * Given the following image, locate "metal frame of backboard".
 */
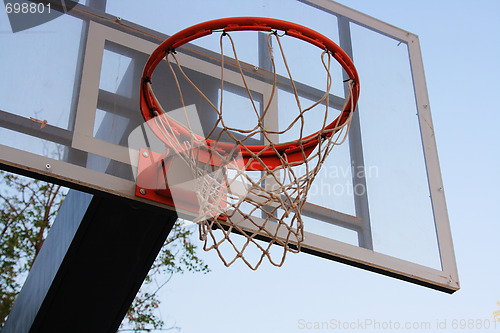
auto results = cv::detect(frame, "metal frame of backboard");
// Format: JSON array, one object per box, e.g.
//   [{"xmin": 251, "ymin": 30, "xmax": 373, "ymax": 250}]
[{"xmin": 0, "ymin": 0, "xmax": 458, "ymax": 293}]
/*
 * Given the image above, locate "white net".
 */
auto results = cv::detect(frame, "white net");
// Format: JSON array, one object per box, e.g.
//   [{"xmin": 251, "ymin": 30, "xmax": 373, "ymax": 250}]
[{"xmin": 145, "ymin": 31, "xmax": 356, "ymax": 269}]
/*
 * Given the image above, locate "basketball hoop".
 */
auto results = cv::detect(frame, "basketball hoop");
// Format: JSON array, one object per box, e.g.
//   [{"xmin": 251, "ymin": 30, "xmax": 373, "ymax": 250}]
[{"xmin": 137, "ymin": 17, "xmax": 359, "ymax": 269}]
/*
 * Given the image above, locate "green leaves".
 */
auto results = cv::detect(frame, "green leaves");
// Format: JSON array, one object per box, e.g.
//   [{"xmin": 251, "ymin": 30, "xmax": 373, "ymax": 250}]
[
  {"xmin": 0, "ymin": 171, "xmax": 210, "ymax": 331},
  {"xmin": 0, "ymin": 170, "xmax": 66, "ymax": 326}
]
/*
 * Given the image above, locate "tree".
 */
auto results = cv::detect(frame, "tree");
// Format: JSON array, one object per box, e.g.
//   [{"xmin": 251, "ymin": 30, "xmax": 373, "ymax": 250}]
[
  {"xmin": 0, "ymin": 170, "xmax": 64, "ymax": 324},
  {"xmin": 0, "ymin": 170, "xmax": 209, "ymax": 331}
]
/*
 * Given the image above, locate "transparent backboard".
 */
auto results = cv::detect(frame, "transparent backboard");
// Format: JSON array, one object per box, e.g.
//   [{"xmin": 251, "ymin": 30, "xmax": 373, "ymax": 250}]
[{"xmin": 0, "ymin": 0, "xmax": 458, "ymax": 292}]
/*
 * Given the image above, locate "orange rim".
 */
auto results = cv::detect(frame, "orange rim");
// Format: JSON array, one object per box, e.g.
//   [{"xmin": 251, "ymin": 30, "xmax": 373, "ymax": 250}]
[{"xmin": 140, "ymin": 17, "xmax": 359, "ymax": 170}]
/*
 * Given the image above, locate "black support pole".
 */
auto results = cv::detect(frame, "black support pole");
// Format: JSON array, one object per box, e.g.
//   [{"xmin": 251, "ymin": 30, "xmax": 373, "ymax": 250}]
[{"xmin": 3, "ymin": 190, "xmax": 177, "ymax": 333}]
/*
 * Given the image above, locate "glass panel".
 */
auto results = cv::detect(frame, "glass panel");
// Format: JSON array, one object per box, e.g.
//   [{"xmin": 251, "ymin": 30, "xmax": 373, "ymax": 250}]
[
  {"xmin": 99, "ymin": 48, "xmax": 134, "ymax": 96},
  {"xmin": 217, "ymin": 88, "xmax": 263, "ymax": 142},
  {"xmin": 303, "ymin": 216, "xmax": 359, "ymax": 246},
  {"xmin": 105, "ymin": 0, "xmax": 344, "ymax": 96},
  {"xmin": 0, "ymin": 128, "xmax": 67, "ymax": 161},
  {"xmin": 278, "ymin": 89, "xmax": 355, "ymax": 216},
  {"xmin": 0, "ymin": 14, "xmax": 83, "ymax": 130},
  {"xmin": 350, "ymin": 22, "xmax": 441, "ymax": 269},
  {"xmin": 93, "ymin": 108, "xmax": 130, "ymax": 143},
  {"xmin": 305, "ymin": 144, "xmax": 356, "ymax": 216}
]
